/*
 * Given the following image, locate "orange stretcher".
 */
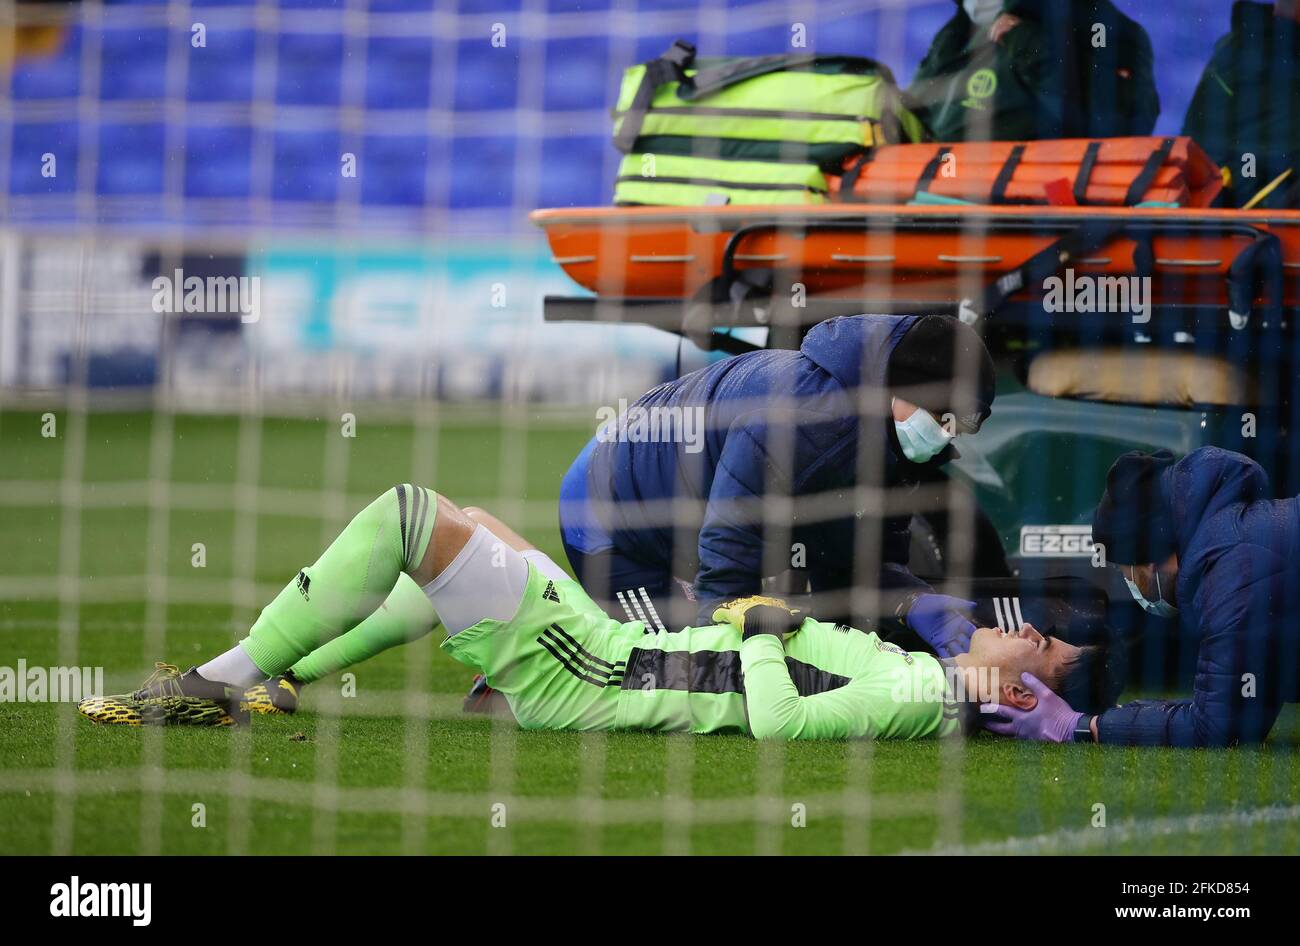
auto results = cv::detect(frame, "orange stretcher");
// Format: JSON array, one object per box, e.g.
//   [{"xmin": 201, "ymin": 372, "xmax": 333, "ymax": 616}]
[
  {"xmin": 532, "ymin": 203, "xmax": 1300, "ymax": 330},
  {"xmin": 828, "ymin": 137, "xmax": 1223, "ymax": 208}
]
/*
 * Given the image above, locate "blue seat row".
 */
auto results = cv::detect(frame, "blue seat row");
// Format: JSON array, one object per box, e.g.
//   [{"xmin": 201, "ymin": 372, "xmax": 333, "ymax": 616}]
[
  {"xmin": 0, "ymin": 1, "xmax": 1233, "ymax": 221},
  {"xmin": 10, "ymin": 26, "xmax": 630, "ymax": 110},
  {"xmin": 7, "ymin": 120, "xmax": 608, "ymax": 207}
]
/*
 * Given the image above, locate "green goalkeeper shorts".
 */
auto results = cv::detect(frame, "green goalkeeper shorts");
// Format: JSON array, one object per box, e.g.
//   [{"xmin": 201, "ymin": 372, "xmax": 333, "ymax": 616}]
[{"xmin": 440, "ymin": 560, "xmax": 640, "ymax": 731}]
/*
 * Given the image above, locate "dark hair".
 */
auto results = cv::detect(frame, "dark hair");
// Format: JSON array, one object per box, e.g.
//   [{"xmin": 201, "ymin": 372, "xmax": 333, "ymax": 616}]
[
  {"xmin": 1091, "ymin": 449, "xmax": 1178, "ymax": 565},
  {"xmin": 1054, "ymin": 643, "xmax": 1124, "ymax": 715}
]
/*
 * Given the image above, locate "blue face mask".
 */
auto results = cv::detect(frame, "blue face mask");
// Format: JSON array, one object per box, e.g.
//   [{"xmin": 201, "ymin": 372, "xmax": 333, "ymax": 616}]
[
  {"xmin": 963, "ymin": 0, "xmax": 1002, "ymax": 28},
  {"xmin": 893, "ymin": 399, "xmax": 954, "ymax": 463},
  {"xmin": 1123, "ymin": 567, "xmax": 1178, "ymax": 619}
]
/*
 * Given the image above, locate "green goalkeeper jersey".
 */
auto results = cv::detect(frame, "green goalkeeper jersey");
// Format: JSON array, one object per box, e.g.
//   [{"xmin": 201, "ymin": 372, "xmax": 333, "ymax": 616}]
[{"xmin": 441, "ymin": 562, "xmax": 963, "ymax": 741}]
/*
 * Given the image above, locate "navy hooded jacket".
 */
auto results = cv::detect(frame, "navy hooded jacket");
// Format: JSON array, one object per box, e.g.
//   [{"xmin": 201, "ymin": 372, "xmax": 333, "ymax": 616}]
[
  {"xmin": 584, "ymin": 314, "xmax": 954, "ymax": 622},
  {"xmin": 1098, "ymin": 447, "xmax": 1300, "ymax": 747},
  {"xmin": 1182, "ymin": 1, "xmax": 1300, "ymax": 209}
]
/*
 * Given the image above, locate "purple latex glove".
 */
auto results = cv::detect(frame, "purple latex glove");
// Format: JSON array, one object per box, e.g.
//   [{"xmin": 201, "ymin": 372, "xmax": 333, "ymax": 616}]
[
  {"xmin": 906, "ymin": 594, "xmax": 976, "ymax": 658},
  {"xmin": 982, "ymin": 672, "xmax": 1084, "ymax": 743}
]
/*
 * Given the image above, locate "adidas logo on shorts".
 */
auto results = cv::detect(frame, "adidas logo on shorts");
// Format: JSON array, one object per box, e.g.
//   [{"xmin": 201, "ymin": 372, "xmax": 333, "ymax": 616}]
[
  {"xmin": 542, "ymin": 581, "xmax": 560, "ymax": 603},
  {"xmin": 296, "ymin": 571, "xmax": 311, "ymax": 601}
]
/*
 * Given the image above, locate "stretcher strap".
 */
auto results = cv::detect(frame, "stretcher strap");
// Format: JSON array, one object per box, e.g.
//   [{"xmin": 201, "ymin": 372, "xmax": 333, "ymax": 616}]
[
  {"xmin": 837, "ymin": 150, "xmax": 876, "ymax": 202},
  {"xmin": 1227, "ymin": 233, "xmax": 1283, "ymax": 327},
  {"xmin": 990, "ymin": 144, "xmax": 1026, "ymax": 204},
  {"xmin": 1131, "ymin": 232, "xmax": 1154, "ymax": 281},
  {"xmin": 680, "ymin": 52, "xmax": 819, "ymax": 100},
  {"xmin": 1073, "ymin": 141, "xmax": 1102, "ymax": 205},
  {"xmin": 914, "ymin": 146, "xmax": 951, "ymax": 198},
  {"xmin": 1122, "ymin": 137, "xmax": 1175, "ymax": 206},
  {"xmin": 976, "ymin": 219, "xmax": 1125, "ymax": 318}
]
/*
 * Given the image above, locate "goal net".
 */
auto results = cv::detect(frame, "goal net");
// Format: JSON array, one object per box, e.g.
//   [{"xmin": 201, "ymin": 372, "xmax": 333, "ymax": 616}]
[{"xmin": 1, "ymin": 0, "xmax": 1293, "ymax": 858}]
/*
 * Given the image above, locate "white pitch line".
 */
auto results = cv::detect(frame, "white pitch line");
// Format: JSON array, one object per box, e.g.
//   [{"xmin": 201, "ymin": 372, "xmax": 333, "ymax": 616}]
[{"xmin": 903, "ymin": 803, "xmax": 1300, "ymax": 856}]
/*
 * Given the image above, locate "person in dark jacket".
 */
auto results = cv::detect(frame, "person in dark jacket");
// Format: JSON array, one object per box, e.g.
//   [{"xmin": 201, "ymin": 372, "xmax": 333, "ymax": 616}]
[
  {"xmin": 906, "ymin": 0, "xmax": 1159, "ymax": 142},
  {"xmin": 987, "ymin": 446, "xmax": 1300, "ymax": 747},
  {"xmin": 558, "ymin": 314, "xmax": 997, "ymax": 658},
  {"xmin": 1182, "ymin": 1, "xmax": 1300, "ymax": 209}
]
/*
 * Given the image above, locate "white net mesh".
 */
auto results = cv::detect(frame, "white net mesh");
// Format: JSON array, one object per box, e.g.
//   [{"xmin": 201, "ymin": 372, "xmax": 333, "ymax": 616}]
[{"xmin": 1, "ymin": 0, "xmax": 1296, "ymax": 858}]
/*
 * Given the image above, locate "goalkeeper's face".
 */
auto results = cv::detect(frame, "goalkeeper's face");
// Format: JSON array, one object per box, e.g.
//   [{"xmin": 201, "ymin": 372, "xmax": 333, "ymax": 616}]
[{"xmin": 965, "ymin": 623, "xmax": 1082, "ymax": 707}]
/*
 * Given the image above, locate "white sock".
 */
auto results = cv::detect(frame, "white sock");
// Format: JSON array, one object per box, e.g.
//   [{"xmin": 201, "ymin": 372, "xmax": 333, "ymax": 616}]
[{"xmin": 197, "ymin": 644, "xmax": 265, "ymax": 688}]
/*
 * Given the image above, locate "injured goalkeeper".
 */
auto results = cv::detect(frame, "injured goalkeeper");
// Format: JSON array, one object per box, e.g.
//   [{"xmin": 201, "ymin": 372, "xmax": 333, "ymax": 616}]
[{"xmin": 79, "ymin": 485, "xmax": 1110, "ymax": 739}]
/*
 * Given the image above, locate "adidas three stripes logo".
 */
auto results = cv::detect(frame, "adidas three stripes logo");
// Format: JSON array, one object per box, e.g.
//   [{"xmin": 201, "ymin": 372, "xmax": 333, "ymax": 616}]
[
  {"xmin": 991, "ymin": 596, "xmax": 1025, "ymax": 632},
  {"xmin": 615, "ymin": 587, "xmax": 668, "ymax": 634},
  {"xmin": 394, "ymin": 484, "xmax": 433, "ymax": 571},
  {"xmin": 536, "ymin": 623, "xmax": 626, "ymax": 688}
]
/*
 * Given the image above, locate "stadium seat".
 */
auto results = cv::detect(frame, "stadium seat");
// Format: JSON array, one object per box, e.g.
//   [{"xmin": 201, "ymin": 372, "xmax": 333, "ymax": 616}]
[
  {"xmin": 546, "ymin": 0, "xmax": 613, "ymax": 10},
  {"xmin": 369, "ymin": 0, "xmax": 433, "ymax": 11},
  {"xmin": 459, "ymin": 0, "xmax": 522, "ymax": 11},
  {"xmin": 453, "ymin": 40, "xmax": 519, "ymax": 111},
  {"xmin": 8, "ymin": 122, "xmax": 80, "ymax": 194},
  {"xmin": 276, "ymin": 32, "xmax": 345, "ymax": 107},
  {"xmin": 96, "ymin": 123, "xmax": 167, "ymax": 195},
  {"xmin": 902, "ymin": 5, "xmax": 957, "ymax": 61},
  {"xmin": 541, "ymin": 39, "xmax": 609, "ymax": 111},
  {"xmin": 187, "ymin": 29, "xmax": 257, "ymax": 103},
  {"xmin": 448, "ymin": 136, "xmax": 516, "ymax": 208},
  {"xmin": 633, "ymin": 0, "xmax": 701, "ymax": 10},
  {"xmin": 271, "ymin": 128, "xmax": 342, "ymax": 202},
  {"xmin": 184, "ymin": 124, "xmax": 254, "ymax": 199},
  {"xmin": 536, "ymin": 135, "xmax": 608, "ymax": 207},
  {"xmin": 98, "ymin": 27, "xmax": 170, "ymax": 101},
  {"xmin": 722, "ymin": 23, "xmax": 803, "ymax": 57},
  {"xmin": 365, "ymin": 37, "xmax": 434, "ymax": 110},
  {"xmin": 360, "ymin": 134, "xmax": 428, "ymax": 207},
  {"xmin": 8, "ymin": 26, "xmax": 82, "ymax": 100}
]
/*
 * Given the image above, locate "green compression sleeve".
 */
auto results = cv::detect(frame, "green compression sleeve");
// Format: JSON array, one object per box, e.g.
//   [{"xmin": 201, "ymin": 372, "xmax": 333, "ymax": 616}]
[
  {"xmin": 239, "ymin": 484, "xmax": 437, "ymax": 677},
  {"xmin": 287, "ymin": 573, "xmax": 440, "ymax": 684}
]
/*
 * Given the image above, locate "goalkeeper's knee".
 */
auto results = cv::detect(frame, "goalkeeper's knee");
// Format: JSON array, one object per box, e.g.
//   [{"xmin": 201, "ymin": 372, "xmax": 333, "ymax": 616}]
[
  {"xmin": 239, "ymin": 484, "xmax": 439, "ymax": 677},
  {"xmin": 316, "ymin": 484, "xmax": 439, "ymax": 584},
  {"xmin": 386, "ymin": 484, "xmax": 438, "ymax": 574}
]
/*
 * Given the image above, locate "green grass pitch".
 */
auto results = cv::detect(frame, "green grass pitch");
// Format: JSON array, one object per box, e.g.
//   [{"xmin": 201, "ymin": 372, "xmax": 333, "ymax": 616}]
[{"xmin": 1, "ymin": 407, "xmax": 1298, "ymax": 855}]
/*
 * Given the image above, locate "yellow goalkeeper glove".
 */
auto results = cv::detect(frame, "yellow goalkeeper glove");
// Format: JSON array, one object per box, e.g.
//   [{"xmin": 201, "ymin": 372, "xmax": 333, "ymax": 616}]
[{"xmin": 711, "ymin": 595, "xmax": 803, "ymax": 640}]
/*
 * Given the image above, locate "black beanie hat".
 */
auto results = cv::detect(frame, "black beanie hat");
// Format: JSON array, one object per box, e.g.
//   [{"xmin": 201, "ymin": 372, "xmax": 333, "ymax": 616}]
[
  {"xmin": 887, "ymin": 315, "xmax": 996, "ymax": 433},
  {"xmin": 1091, "ymin": 449, "xmax": 1178, "ymax": 565}
]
